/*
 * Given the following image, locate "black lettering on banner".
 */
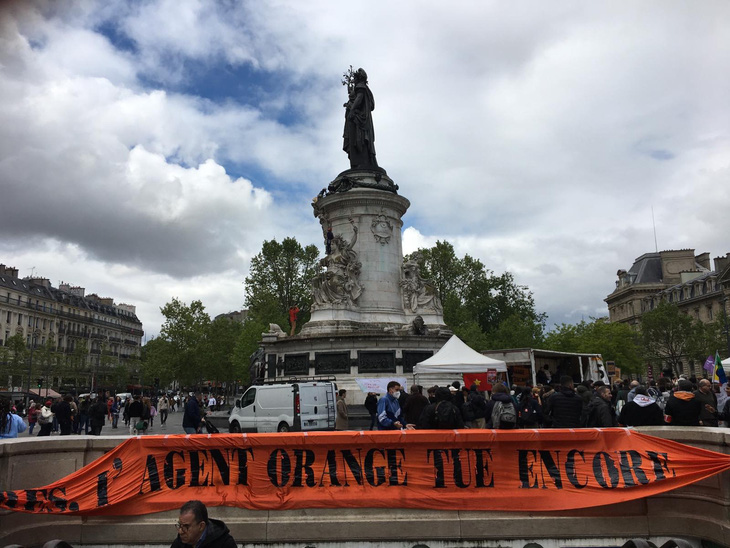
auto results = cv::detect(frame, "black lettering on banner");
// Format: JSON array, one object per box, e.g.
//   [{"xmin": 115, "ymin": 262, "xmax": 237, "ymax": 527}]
[
  {"xmin": 427, "ymin": 449, "xmax": 448, "ymax": 488},
  {"xmin": 386, "ymin": 449, "xmax": 407, "ymax": 486},
  {"xmin": 209, "ymin": 449, "xmax": 230, "ymax": 486},
  {"xmin": 24, "ymin": 489, "xmax": 47, "ymax": 512},
  {"xmin": 268, "ymin": 449, "xmax": 291, "ymax": 487},
  {"xmin": 566, "ymin": 450, "xmax": 588, "ymax": 489},
  {"xmin": 518, "ymin": 450, "xmax": 539, "ymax": 489},
  {"xmin": 474, "ymin": 449, "xmax": 494, "ymax": 488},
  {"xmin": 190, "ymin": 450, "xmax": 210, "ymax": 487},
  {"xmin": 48, "ymin": 487, "xmax": 69, "ymax": 511},
  {"xmin": 364, "ymin": 448, "xmax": 386, "ymax": 486},
  {"xmin": 450, "ymin": 449, "xmax": 470, "ymax": 488},
  {"xmin": 293, "ymin": 449, "xmax": 316, "ymax": 487},
  {"xmin": 1, "ymin": 490, "xmax": 18, "ymax": 509},
  {"xmin": 618, "ymin": 450, "xmax": 650, "ymax": 487},
  {"xmin": 139, "ymin": 455, "xmax": 162, "ymax": 494},
  {"xmin": 593, "ymin": 451, "xmax": 620, "ymax": 489},
  {"xmin": 164, "ymin": 451, "xmax": 186, "ymax": 489},
  {"xmin": 235, "ymin": 448, "xmax": 254, "ymax": 486},
  {"xmin": 646, "ymin": 451, "xmax": 675, "ymax": 481},
  {"xmin": 538, "ymin": 451, "xmax": 563, "ymax": 489},
  {"xmin": 341, "ymin": 449, "xmax": 363, "ymax": 486},
  {"xmin": 97, "ymin": 471, "xmax": 109, "ymax": 507},
  {"xmin": 97, "ymin": 457, "xmax": 124, "ymax": 507},
  {"xmin": 320, "ymin": 450, "xmax": 341, "ymax": 487}
]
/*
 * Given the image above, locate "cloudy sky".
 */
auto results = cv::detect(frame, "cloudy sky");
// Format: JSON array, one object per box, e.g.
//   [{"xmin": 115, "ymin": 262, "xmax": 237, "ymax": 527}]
[{"xmin": 2, "ymin": 0, "xmax": 729, "ymax": 339}]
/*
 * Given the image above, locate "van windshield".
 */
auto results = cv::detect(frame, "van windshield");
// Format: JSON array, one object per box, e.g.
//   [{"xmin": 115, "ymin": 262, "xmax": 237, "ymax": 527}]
[{"xmin": 241, "ymin": 388, "xmax": 256, "ymax": 408}]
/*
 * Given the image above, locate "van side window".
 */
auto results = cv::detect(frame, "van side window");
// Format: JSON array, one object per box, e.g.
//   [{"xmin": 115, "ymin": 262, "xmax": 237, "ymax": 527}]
[{"xmin": 241, "ymin": 388, "xmax": 256, "ymax": 408}]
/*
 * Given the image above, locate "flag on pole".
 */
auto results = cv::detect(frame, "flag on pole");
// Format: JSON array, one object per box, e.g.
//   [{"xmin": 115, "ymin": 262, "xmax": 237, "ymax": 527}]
[
  {"xmin": 703, "ymin": 355, "xmax": 715, "ymax": 372},
  {"xmin": 463, "ymin": 372, "xmax": 490, "ymax": 391},
  {"xmin": 714, "ymin": 351, "xmax": 728, "ymax": 385}
]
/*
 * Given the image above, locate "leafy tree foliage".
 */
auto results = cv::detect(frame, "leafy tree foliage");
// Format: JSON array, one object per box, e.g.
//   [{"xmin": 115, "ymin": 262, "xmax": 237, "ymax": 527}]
[
  {"xmin": 640, "ymin": 300, "xmax": 718, "ymax": 376},
  {"xmin": 0, "ymin": 333, "xmax": 28, "ymax": 387},
  {"xmin": 204, "ymin": 316, "xmax": 244, "ymax": 385},
  {"xmin": 156, "ymin": 298, "xmax": 211, "ymax": 386},
  {"xmin": 244, "ymin": 237, "xmax": 320, "ymax": 331},
  {"xmin": 544, "ymin": 317, "xmax": 643, "ymax": 373},
  {"xmin": 407, "ymin": 241, "xmax": 546, "ymax": 350}
]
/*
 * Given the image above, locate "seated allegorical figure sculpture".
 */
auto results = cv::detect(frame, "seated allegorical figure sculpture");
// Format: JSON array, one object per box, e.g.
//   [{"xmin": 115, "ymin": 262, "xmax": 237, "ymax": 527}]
[
  {"xmin": 311, "ymin": 220, "xmax": 363, "ymax": 309},
  {"xmin": 401, "ymin": 253, "xmax": 443, "ymax": 313}
]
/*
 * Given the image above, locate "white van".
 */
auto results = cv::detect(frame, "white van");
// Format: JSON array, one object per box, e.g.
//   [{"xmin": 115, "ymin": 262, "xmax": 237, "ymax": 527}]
[{"xmin": 228, "ymin": 380, "xmax": 337, "ymax": 433}]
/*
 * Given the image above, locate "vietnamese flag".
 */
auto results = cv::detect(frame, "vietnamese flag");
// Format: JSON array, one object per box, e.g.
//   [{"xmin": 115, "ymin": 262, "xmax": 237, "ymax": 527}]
[{"xmin": 463, "ymin": 372, "xmax": 490, "ymax": 391}]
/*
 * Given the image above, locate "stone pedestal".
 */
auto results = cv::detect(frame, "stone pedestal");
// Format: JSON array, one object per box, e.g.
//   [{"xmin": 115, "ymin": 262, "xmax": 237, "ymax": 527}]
[{"xmin": 260, "ymin": 170, "xmax": 450, "ymax": 397}]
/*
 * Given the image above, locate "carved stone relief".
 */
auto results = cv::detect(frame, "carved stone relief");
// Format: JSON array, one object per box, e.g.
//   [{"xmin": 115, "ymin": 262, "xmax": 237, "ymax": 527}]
[{"xmin": 370, "ymin": 212, "xmax": 393, "ymax": 245}]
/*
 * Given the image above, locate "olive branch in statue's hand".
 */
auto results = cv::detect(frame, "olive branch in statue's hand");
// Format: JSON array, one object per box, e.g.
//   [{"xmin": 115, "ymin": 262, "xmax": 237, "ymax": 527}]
[{"xmin": 342, "ymin": 65, "xmax": 355, "ymax": 94}]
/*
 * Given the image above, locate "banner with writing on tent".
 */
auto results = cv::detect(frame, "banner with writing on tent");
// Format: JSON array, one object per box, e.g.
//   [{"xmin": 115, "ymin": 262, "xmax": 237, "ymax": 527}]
[
  {"xmin": 1, "ymin": 430, "xmax": 729, "ymax": 516},
  {"xmin": 355, "ymin": 377, "xmax": 408, "ymax": 394}
]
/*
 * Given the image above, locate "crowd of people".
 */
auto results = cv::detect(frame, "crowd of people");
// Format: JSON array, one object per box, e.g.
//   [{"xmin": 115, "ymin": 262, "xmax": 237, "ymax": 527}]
[
  {"xmin": 359, "ymin": 374, "xmax": 730, "ymax": 431},
  {"xmin": 0, "ymin": 390, "xmax": 224, "ymax": 438}
]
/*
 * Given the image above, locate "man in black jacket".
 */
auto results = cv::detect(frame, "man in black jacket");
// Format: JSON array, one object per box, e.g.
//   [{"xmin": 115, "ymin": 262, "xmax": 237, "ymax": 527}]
[
  {"xmin": 665, "ymin": 380, "xmax": 702, "ymax": 426},
  {"xmin": 418, "ymin": 387, "xmax": 465, "ymax": 429},
  {"xmin": 171, "ymin": 500, "xmax": 236, "ymax": 548},
  {"xmin": 586, "ymin": 386, "xmax": 617, "ymax": 427},
  {"xmin": 544, "ymin": 376, "xmax": 583, "ymax": 428},
  {"xmin": 127, "ymin": 395, "xmax": 144, "ymax": 435}
]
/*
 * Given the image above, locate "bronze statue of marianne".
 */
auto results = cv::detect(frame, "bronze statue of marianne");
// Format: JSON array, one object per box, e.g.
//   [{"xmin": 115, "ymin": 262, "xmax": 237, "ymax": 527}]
[{"xmin": 343, "ymin": 68, "xmax": 379, "ymax": 170}]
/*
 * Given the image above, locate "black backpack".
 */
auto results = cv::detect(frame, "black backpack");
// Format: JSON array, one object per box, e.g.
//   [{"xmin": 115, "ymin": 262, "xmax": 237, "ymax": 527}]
[
  {"xmin": 434, "ymin": 401, "xmax": 459, "ymax": 429},
  {"xmin": 461, "ymin": 400, "xmax": 475, "ymax": 421},
  {"xmin": 518, "ymin": 400, "xmax": 536, "ymax": 427},
  {"xmin": 491, "ymin": 401, "xmax": 517, "ymax": 429}
]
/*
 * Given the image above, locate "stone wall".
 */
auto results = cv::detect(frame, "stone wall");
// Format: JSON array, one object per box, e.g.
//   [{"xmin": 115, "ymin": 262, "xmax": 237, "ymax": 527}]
[{"xmin": 1, "ymin": 427, "xmax": 728, "ymax": 547}]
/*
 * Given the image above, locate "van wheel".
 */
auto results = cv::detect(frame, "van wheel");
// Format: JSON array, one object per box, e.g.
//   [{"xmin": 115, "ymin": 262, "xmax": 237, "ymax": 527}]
[
  {"xmin": 229, "ymin": 421, "xmax": 241, "ymax": 433},
  {"xmin": 277, "ymin": 422, "xmax": 290, "ymax": 432}
]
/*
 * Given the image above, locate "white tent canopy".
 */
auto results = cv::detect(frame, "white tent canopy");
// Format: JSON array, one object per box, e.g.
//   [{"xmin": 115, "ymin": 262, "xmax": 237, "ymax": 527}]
[{"xmin": 414, "ymin": 335, "xmax": 507, "ymax": 374}]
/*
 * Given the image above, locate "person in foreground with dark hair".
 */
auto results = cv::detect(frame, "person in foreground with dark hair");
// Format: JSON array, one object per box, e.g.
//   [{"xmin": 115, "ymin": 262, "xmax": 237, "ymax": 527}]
[
  {"xmin": 1, "ymin": 397, "xmax": 27, "ymax": 438},
  {"xmin": 171, "ymin": 499, "xmax": 236, "ymax": 548}
]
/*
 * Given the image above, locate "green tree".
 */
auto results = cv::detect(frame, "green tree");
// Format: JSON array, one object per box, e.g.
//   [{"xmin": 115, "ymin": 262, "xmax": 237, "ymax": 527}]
[
  {"xmin": 244, "ymin": 237, "xmax": 320, "ymax": 332},
  {"xmin": 157, "ymin": 298, "xmax": 211, "ymax": 386},
  {"xmin": 141, "ymin": 337, "xmax": 176, "ymax": 388},
  {"xmin": 640, "ymin": 301, "xmax": 703, "ymax": 376},
  {"xmin": 2, "ymin": 333, "xmax": 28, "ymax": 388},
  {"xmin": 203, "ymin": 316, "xmax": 244, "ymax": 390},
  {"xmin": 544, "ymin": 317, "xmax": 643, "ymax": 374},
  {"xmin": 407, "ymin": 241, "xmax": 545, "ymax": 350},
  {"xmin": 232, "ymin": 317, "xmax": 269, "ymax": 388}
]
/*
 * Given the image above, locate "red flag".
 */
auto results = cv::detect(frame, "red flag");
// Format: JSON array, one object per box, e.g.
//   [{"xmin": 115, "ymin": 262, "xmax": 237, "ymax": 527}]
[{"xmin": 463, "ymin": 372, "xmax": 489, "ymax": 391}]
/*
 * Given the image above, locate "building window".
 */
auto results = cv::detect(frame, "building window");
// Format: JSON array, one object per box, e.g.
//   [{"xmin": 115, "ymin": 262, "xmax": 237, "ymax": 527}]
[
  {"xmin": 17, "ymin": 314, "xmax": 22, "ymax": 326},
  {"xmin": 5, "ymin": 311, "xmax": 10, "ymax": 323},
  {"xmin": 28, "ymin": 316, "xmax": 32, "ymax": 327}
]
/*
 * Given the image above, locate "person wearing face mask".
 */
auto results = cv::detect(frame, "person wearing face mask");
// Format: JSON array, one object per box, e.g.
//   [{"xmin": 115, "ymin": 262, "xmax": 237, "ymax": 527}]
[{"xmin": 377, "ymin": 381, "xmax": 409, "ymax": 430}]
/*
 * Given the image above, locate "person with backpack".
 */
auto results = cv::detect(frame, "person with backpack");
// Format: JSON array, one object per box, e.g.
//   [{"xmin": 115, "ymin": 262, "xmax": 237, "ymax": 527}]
[
  {"xmin": 485, "ymin": 384, "xmax": 518, "ymax": 429},
  {"xmin": 463, "ymin": 384, "xmax": 488, "ymax": 428},
  {"xmin": 517, "ymin": 387, "xmax": 543, "ymax": 428},
  {"xmin": 417, "ymin": 387, "xmax": 465, "ymax": 429}
]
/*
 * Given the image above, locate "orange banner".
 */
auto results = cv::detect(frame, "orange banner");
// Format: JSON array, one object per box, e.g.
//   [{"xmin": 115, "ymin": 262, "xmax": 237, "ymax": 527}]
[{"xmin": 2, "ymin": 429, "xmax": 730, "ymax": 515}]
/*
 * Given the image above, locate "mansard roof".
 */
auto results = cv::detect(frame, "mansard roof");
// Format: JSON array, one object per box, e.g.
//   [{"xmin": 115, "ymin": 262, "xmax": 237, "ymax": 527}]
[{"xmin": 626, "ymin": 252, "xmax": 664, "ymax": 284}]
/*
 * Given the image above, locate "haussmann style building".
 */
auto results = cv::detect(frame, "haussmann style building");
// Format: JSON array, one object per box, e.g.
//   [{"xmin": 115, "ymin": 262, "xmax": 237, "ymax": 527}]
[{"xmin": 0, "ymin": 263, "xmax": 144, "ymax": 394}]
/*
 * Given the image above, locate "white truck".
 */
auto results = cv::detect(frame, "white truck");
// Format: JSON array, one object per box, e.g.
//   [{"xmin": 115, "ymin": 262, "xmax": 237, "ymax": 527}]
[{"xmin": 228, "ymin": 379, "xmax": 337, "ymax": 433}]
